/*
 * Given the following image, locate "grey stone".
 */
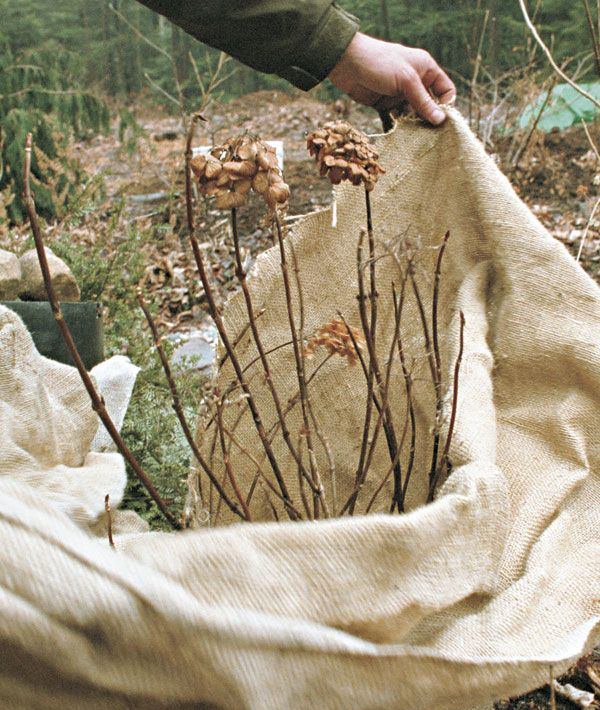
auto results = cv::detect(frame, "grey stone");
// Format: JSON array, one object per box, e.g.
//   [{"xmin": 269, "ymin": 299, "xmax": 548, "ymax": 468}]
[
  {"xmin": 171, "ymin": 325, "xmax": 217, "ymax": 374},
  {"xmin": 0, "ymin": 249, "xmax": 22, "ymax": 301},
  {"xmin": 19, "ymin": 247, "xmax": 80, "ymax": 302}
]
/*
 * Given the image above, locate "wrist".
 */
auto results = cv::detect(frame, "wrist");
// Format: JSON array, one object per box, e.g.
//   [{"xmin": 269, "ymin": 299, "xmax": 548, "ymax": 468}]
[{"xmin": 329, "ymin": 32, "xmax": 367, "ymax": 87}]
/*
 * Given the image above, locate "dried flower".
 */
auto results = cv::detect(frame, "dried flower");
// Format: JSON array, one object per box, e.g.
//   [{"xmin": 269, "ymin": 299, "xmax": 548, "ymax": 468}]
[
  {"xmin": 191, "ymin": 134, "xmax": 290, "ymax": 212},
  {"xmin": 306, "ymin": 121, "xmax": 385, "ymax": 192},
  {"xmin": 305, "ymin": 318, "xmax": 364, "ymax": 365}
]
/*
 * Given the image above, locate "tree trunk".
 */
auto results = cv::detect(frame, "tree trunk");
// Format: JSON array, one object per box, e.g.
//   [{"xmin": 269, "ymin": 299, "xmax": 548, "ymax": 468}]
[{"xmin": 380, "ymin": 0, "xmax": 392, "ymax": 40}]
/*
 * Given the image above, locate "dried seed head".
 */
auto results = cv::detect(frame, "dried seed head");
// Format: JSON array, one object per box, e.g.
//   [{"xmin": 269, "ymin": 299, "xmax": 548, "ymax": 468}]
[
  {"xmin": 306, "ymin": 120, "xmax": 385, "ymax": 192},
  {"xmin": 192, "ymin": 134, "xmax": 289, "ymax": 213},
  {"xmin": 305, "ymin": 318, "xmax": 364, "ymax": 366}
]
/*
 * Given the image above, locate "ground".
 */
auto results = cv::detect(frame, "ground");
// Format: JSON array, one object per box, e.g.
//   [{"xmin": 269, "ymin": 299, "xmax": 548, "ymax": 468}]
[{"xmin": 5, "ymin": 90, "xmax": 599, "ymax": 708}]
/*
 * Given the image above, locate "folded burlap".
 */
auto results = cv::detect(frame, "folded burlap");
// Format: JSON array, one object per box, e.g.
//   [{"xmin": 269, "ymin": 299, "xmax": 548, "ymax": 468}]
[{"xmin": 0, "ymin": 110, "xmax": 597, "ymax": 710}]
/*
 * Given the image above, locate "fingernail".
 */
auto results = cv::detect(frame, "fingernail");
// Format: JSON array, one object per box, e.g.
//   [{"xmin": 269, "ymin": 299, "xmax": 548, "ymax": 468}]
[{"xmin": 431, "ymin": 108, "xmax": 446, "ymax": 125}]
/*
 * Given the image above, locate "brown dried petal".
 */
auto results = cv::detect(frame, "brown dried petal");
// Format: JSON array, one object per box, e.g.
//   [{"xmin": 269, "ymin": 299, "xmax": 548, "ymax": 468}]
[
  {"xmin": 223, "ymin": 160, "xmax": 257, "ymax": 177},
  {"xmin": 234, "ymin": 178, "xmax": 252, "ymax": 195},
  {"xmin": 237, "ymin": 143, "xmax": 258, "ymax": 160},
  {"xmin": 328, "ymin": 167, "xmax": 345, "ymax": 184},
  {"xmin": 252, "ymin": 171, "xmax": 269, "ymax": 194},
  {"xmin": 190, "ymin": 155, "xmax": 207, "ymax": 178},
  {"xmin": 205, "ymin": 158, "xmax": 222, "ymax": 180},
  {"xmin": 216, "ymin": 171, "xmax": 232, "ymax": 187},
  {"xmin": 257, "ymin": 150, "xmax": 270, "ymax": 171},
  {"xmin": 269, "ymin": 183, "xmax": 290, "ymax": 204},
  {"xmin": 201, "ymin": 182, "xmax": 222, "ymax": 196},
  {"xmin": 264, "ymin": 191, "xmax": 277, "ymax": 210},
  {"xmin": 215, "ymin": 190, "xmax": 246, "ymax": 210}
]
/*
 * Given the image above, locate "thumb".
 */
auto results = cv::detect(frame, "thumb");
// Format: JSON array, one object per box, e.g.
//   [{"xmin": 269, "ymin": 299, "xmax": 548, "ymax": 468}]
[{"xmin": 402, "ymin": 72, "xmax": 447, "ymax": 125}]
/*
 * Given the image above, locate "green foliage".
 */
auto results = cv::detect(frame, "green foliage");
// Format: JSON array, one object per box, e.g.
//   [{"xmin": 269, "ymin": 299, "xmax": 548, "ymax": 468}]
[
  {"xmin": 118, "ymin": 108, "xmax": 147, "ymax": 157},
  {"xmin": 39, "ymin": 192, "xmax": 204, "ymax": 529},
  {"xmin": 0, "ymin": 24, "xmax": 110, "ymax": 224}
]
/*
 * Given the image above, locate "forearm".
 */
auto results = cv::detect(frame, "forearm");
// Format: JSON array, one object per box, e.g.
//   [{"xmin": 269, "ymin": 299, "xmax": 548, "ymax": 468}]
[{"xmin": 136, "ymin": 0, "xmax": 359, "ymax": 90}]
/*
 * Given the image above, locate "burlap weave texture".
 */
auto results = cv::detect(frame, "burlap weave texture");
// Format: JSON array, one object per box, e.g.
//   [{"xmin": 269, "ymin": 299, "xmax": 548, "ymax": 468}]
[{"xmin": 0, "ymin": 110, "xmax": 597, "ymax": 709}]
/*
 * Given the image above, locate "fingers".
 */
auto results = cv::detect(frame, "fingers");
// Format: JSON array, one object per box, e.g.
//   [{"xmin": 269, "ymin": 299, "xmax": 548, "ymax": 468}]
[
  {"xmin": 402, "ymin": 71, "xmax": 447, "ymax": 125},
  {"xmin": 425, "ymin": 66, "xmax": 456, "ymax": 105}
]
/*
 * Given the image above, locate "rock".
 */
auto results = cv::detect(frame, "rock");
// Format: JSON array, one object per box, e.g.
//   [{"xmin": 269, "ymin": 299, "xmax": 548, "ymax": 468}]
[
  {"xmin": 0, "ymin": 249, "xmax": 22, "ymax": 301},
  {"xmin": 170, "ymin": 325, "xmax": 218, "ymax": 374},
  {"xmin": 19, "ymin": 248, "xmax": 80, "ymax": 302}
]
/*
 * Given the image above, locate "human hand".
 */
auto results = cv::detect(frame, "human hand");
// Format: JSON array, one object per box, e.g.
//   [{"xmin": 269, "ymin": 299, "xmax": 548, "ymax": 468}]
[{"xmin": 328, "ymin": 33, "xmax": 456, "ymax": 126}]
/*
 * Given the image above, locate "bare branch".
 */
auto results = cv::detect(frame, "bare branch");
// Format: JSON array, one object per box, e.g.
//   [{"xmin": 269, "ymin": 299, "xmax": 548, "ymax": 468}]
[
  {"xmin": 518, "ymin": 0, "xmax": 600, "ymax": 110},
  {"xmin": 136, "ymin": 291, "xmax": 245, "ymax": 521},
  {"xmin": 22, "ymin": 133, "xmax": 180, "ymax": 530},
  {"xmin": 184, "ymin": 118, "xmax": 298, "ymax": 520}
]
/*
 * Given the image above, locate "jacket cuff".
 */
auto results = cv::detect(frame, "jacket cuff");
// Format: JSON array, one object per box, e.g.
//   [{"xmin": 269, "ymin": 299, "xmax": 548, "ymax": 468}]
[{"xmin": 277, "ymin": 3, "xmax": 359, "ymax": 91}]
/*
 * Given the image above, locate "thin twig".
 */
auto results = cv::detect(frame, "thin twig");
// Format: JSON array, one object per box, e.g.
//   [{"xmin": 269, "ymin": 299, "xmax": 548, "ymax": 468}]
[
  {"xmin": 23, "ymin": 133, "xmax": 180, "ymax": 531},
  {"xmin": 290, "ymin": 241, "xmax": 336, "ymax": 512},
  {"xmin": 518, "ymin": 0, "xmax": 600, "ymax": 110},
  {"xmin": 220, "ymin": 421, "xmax": 303, "ymax": 519},
  {"xmin": 104, "ymin": 494, "xmax": 115, "ymax": 548},
  {"xmin": 109, "ymin": 2, "xmax": 187, "ymax": 125},
  {"xmin": 409, "ymin": 260, "xmax": 442, "ymax": 494},
  {"xmin": 230, "ymin": 208, "xmax": 316, "ymax": 500},
  {"xmin": 274, "ymin": 213, "xmax": 329, "ymax": 517},
  {"xmin": 550, "ymin": 665, "xmax": 557, "ymax": 710},
  {"xmin": 136, "ymin": 291, "xmax": 245, "ymax": 521},
  {"xmin": 264, "ymin": 352, "xmax": 334, "ymax": 441},
  {"xmin": 296, "ymin": 433, "xmax": 313, "ymax": 520},
  {"xmin": 215, "ymin": 400, "xmax": 252, "ymax": 520},
  {"xmin": 583, "ymin": 0, "xmax": 600, "ymax": 76},
  {"xmin": 364, "ymin": 391, "xmax": 412, "ymax": 515},
  {"xmin": 184, "ymin": 117, "xmax": 297, "ymax": 520},
  {"xmin": 362, "ymin": 276, "xmax": 406, "ymax": 512},
  {"xmin": 336, "ymin": 311, "xmax": 382, "ymax": 412},
  {"xmin": 394, "ymin": 284, "xmax": 417, "ymax": 504},
  {"xmin": 349, "ymin": 230, "xmax": 376, "ymax": 514},
  {"xmin": 582, "ymin": 118, "xmax": 600, "ymax": 161},
  {"xmin": 428, "ymin": 232, "xmax": 450, "ymax": 493},
  {"xmin": 205, "ymin": 337, "xmax": 294, "ymax": 432},
  {"xmin": 428, "ymin": 311, "xmax": 465, "ymax": 501},
  {"xmin": 512, "ymin": 76, "xmax": 558, "ymax": 169},
  {"xmin": 469, "ymin": 9, "xmax": 490, "ymax": 134},
  {"xmin": 409, "ymin": 264, "xmax": 438, "ymax": 390},
  {"xmin": 577, "ymin": 196, "xmax": 600, "ymax": 263},
  {"xmin": 343, "ymin": 228, "xmax": 402, "ymax": 514},
  {"xmin": 217, "ymin": 309, "xmax": 265, "ymax": 368}
]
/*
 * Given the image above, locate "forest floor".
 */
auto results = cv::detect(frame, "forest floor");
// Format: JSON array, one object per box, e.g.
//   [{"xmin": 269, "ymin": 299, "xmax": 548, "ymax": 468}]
[{"xmin": 6, "ymin": 90, "xmax": 599, "ymax": 709}]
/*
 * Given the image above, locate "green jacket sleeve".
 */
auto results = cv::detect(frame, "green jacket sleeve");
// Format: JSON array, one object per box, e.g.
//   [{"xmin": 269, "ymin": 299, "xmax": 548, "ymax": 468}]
[{"xmin": 135, "ymin": 0, "xmax": 359, "ymax": 91}]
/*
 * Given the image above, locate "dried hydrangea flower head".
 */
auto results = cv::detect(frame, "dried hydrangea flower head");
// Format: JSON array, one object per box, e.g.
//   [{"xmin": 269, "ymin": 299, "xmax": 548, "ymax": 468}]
[
  {"xmin": 305, "ymin": 318, "xmax": 364, "ymax": 366},
  {"xmin": 190, "ymin": 134, "xmax": 290, "ymax": 212},
  {"xmin": 306, "ymin": 120, "xmax": 385, "ymax": 192}
]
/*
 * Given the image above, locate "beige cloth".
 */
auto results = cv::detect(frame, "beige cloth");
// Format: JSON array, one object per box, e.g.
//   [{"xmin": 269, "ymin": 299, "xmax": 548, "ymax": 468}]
[{"xmin": 0, "ymin": 110, "xmax": 598, "ymax": 709}]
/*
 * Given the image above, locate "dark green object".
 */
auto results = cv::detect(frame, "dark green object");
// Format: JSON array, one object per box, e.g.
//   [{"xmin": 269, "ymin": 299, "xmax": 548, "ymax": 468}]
[
  {"xmin": 1, "ymin": 301, "xmax": 104, "ymax": 370},
  {"xmin": 136, "ymin": 0, "xmax": 359, "ymax": 91}
]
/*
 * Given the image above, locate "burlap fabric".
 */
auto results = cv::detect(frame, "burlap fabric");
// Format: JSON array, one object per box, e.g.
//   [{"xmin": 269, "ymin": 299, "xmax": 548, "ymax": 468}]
[{"xmin": 0, "ymin": 110, "xmax": 598, "ymax": 709}]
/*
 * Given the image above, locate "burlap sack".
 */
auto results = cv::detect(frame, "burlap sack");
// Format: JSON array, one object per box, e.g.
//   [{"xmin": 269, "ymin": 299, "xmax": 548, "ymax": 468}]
[{"xmin": 0, "ymin": 110, "xmax": 597, "ymax": 709}]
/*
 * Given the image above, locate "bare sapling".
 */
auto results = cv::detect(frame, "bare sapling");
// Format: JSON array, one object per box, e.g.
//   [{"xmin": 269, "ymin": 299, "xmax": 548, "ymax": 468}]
[
  {"xmin": 199, "ymin": 134, "xmax": 326, "ymax": 514},
  {"xmin": 185, "ymin": 116, "xmax": 299, "ymax": 520},
  {"xmin": 136, "ymin": 290, "xmax": 246, "ymax": 520},
  {"xmin": 23, "ymin": 133, "xmax": 181, "ymax": 531},
  {"xmin": 307, "ymin": 121, "xmax": 405, "ymax": 512},
  {"xmin": 105, "ymin": 494, "xmax": 115, "ymax": 547}
]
